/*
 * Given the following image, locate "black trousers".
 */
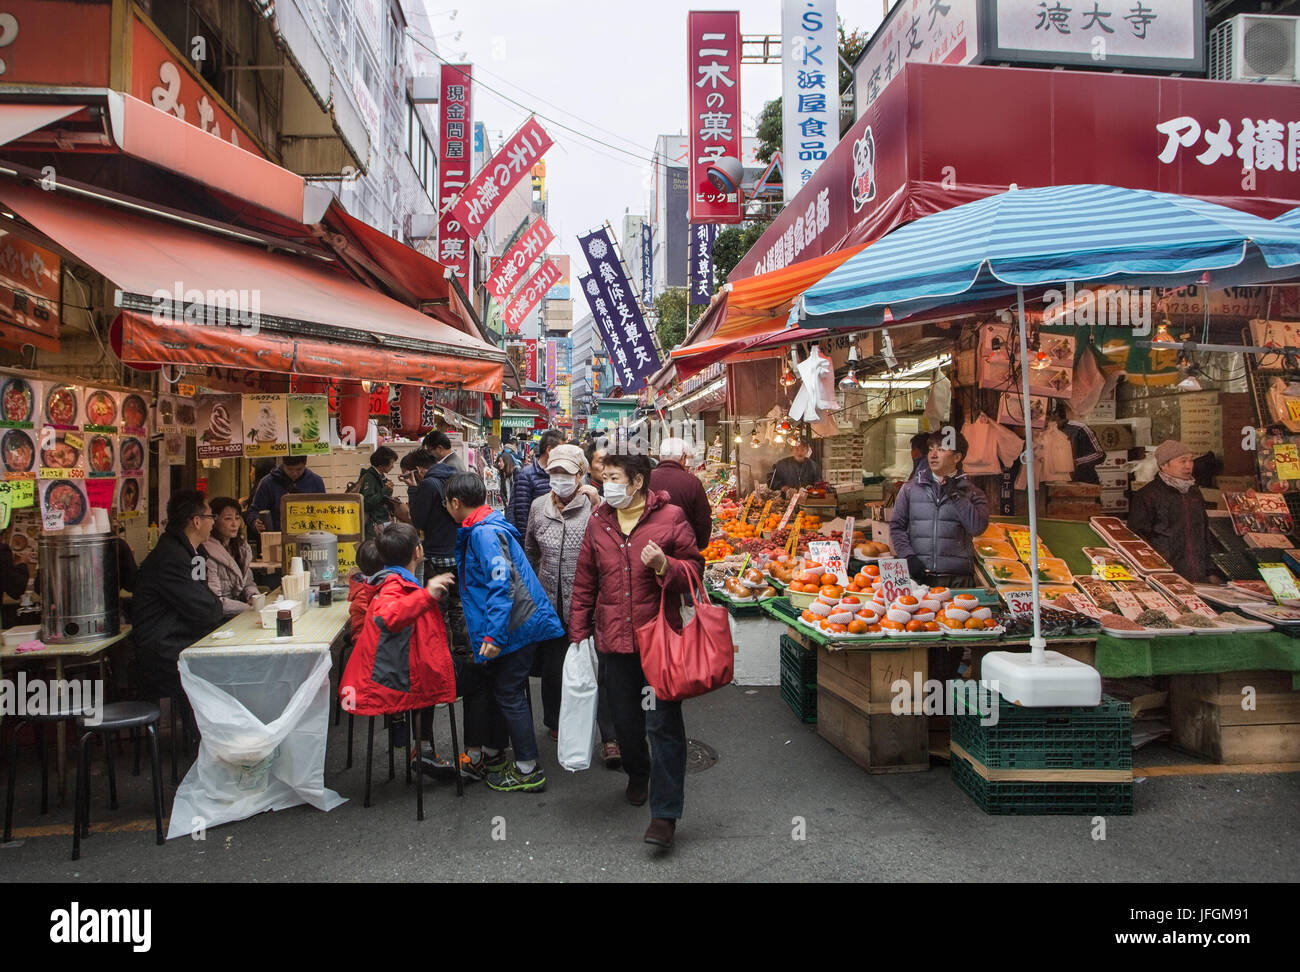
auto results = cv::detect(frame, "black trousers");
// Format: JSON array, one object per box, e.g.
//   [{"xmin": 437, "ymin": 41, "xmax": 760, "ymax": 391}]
[
  {"xmin": 452, "ymin": 653, "xmax": 508, "ymax": 751},
  {"xmin": 603, "ymin": 652, "xmax": 686, "ymax": 820}
]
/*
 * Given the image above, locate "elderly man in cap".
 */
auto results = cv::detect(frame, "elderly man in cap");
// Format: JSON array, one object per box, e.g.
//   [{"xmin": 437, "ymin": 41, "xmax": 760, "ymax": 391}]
[
  {"xmin": 649, "ymin": 437, "xmax": 712, "ymax": 549},
  {"xmin": 1128, "ymin": 440, "xmax": 1213, "ymax": 582}
]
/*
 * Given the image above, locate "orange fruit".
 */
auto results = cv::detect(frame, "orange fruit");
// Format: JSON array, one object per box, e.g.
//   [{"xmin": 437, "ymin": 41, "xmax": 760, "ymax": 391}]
[
  {"xmin": 827, "ymin": 622, "xmax": 848, "ymax": 633},
  {"xmin": 880, "ymin": 619, "xmax": 904, "ymax": 631},
  {"xmin": 820, "ymin": 573, "xmax": 838, "ymax": 586},
  {"xmin": 905, "ymin": 619, "xmax": 924, "ymax": 632},
  {"xmin": 820, "ymin": 585, "xmax": 844, "ymax": 599},
  {"xmin": 965, "ymin": 617, "xmax": 984, "ymax": 630},
  {"xmin": 929, "ymin": 586, "xmax": 948, "ymax": 596},
  {"xmin": 864, "ymin": 565, "xmax": 880, "ymax": 577},
  {"xmin": 899, "ymin": 595, "xmax": 918, "ymax": 606},
  {"xmin": 801, "ymin": 610, "xmax": 817, "ymax": 623},
  {"xmin": 924, "ymin": 621, "xmax": 940, "ymax": 632},
  {"xmin": 983, "ymin": 618, "xmax": 999, "ymax": 629},
  {"xmin": 867, "ymin": 623, "xmax": 882, "ymax": 633},
  {"xmin": 840, "ymin": 595, "xmax": 861, "ymax": 605},
  {"xmin": 847, "ymin": 620, "xmax": 868, "ymax": 634}
]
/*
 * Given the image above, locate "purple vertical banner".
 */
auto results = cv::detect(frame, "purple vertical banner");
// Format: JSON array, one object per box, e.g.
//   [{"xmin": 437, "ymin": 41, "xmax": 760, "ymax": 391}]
[
  {"xmin": 640, "ymin": 222, "xmax": 653, "ymax": 307},
  {"xmin": 688, "ymin": 222, "xmax": 718, "ymax": 306},
  {"xmin": 577, "ymin": 228, "xmax": 663, "ymax": 393}
]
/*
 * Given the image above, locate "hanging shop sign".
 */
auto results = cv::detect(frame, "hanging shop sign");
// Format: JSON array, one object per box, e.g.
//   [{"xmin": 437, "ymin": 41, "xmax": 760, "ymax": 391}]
[
  {"xmin": 503, "ymin": 258, "xmax": 564, "ymax": 335},
  {"xmin": 641, "ymin": 222, "xmax": 654, "ymax": 306},
  {"xmin": 687, "ymin": 10, "xmax": 743, "ymax": 224},
  {"xmin": 437, "ymin": 64, "xmax": 474, "ymax": 283},
  {"xmin": 781, "ymin": 0, "xmax": 840, "ymax": 202},
  {"xmin": 546, "ymin": 340, "xmax": 559, "ymax": 396},
  {"xmin": 578, "ymin": 226, "xmax": 664, "ymax": 393},
  {"xmin": 486, "ymin": 217, "xmax": 556, "ymax": 303},
  {"xmin": 242, "ymin": 393, "xmax": 289, "ymax": 458},
  {"xmin": 447, "ymin": 116, "xmax": 554, "ymax": 239},
  {"xmin": 688, "ymin": 223, "xmax": 718, "ymax": 306},
  {"xmin": 0, "ymin": 232, "xmax": 60, "ymax": 345}
]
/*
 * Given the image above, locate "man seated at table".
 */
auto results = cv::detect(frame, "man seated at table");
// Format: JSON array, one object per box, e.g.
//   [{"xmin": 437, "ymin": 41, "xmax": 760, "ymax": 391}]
[
  {"xmin": 246, "ymin": 456, "xmax": 326, "ymax": 534},
  {"xmin": 133, "ymin": 490, "xmax": 227, "ymax": 749}
]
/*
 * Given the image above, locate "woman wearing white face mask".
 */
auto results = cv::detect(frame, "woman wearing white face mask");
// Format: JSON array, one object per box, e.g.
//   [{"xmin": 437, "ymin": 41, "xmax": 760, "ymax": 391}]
[{"xmin": 523, "ymin": 444, "xmax": 612, "ymax": 749}]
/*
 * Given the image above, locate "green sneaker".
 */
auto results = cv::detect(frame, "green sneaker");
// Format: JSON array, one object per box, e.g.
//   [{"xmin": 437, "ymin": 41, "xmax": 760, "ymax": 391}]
[
  {"xmin": 485, "ymin": 763, "xmax": 547, "ymax": 793},
  {"xmin": 484, "ymin": 751, "xmax": 511, "ymax": 774}
]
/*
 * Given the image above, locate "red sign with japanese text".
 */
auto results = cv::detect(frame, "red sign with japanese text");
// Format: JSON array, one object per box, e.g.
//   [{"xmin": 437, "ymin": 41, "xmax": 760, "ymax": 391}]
[
  {"xmin": 688, "ymin": 11, "xmax": 743, "ymax": 224},
  {"xmin": 130, "ymin": 12, "xmax": 266, "ymax": 159},
  {"xmin": 504, "ymin": 259, "xmax": 563, "ymax": 334},
  {"xmin": 447, "ymin": 116, "xmax": 553, "ymax": 238},
  {"xmin": 0, "ymin": 1, "xmax": 111, "ymax": 86},
  {"xmin": 486, "ymin": 217, "xmax": 556, "ymax": 302},
  {"xmin": 437, "ymin": 65, "xmax": 474, "ymax": 284},
  {"xmin": 523, "ymin": 340, "xmax": 539, "ymax": 384},
  {"xmin": 0, "ymin": 232, "xmax": 60, "ymax": 340}
]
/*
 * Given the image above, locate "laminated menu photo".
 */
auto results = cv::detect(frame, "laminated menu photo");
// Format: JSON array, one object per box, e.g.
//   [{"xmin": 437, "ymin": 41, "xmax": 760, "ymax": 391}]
[
  {"xmin": 196, "ymin": 393, "xmax": 244, "ymax": 459},
  {"xmin": 83, "ymin": 389, "xmax": 120, "ymax": 433}
]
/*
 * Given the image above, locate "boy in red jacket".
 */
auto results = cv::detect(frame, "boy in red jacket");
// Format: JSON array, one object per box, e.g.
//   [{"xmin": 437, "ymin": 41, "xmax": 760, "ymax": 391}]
[
  {"xmin": 340, "ymin": 524, "xmax": 457, "ymax": 763},
  {"xmin": 347, "ymin": 539, "xmax": 384, "ymax": 644}
]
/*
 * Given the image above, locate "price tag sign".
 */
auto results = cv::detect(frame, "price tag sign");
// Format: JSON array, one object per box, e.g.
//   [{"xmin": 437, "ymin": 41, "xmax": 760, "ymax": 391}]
[
  {"xmin": 0, "ymin": 479, "xmax": 34, "ymax": 509},
  {"xmin": 785, "ymin": 513, "xmax": 802, "ymax": 557},
  {"xmin": 777, "ymin": 488, "xmax": 803, "ymax": 530},
  {"xmin": 877, "ymin": 557, "xmax": 912, "ymax": 603},
  {"xmin": 1274, "ymin": 444, "xmax": 1300, "ymax": 481},
  {"xmin": 807, "ymin": 540, "xmax": 848, "ymax": 586},
  {"xmin": 1287, "ymin": 399, "xmax": 1300, "ymax": 422},
  {"xmin": 1002, "ymin": 589, "xmax": 1039, "ymax": 616},
  {"xmin": 841, "ymin": 515, "xmax": 856, "ymax": 566},
  {"xmin": 740, "ymin": 493, "xmax": 756, "ymax": 523},
  {"xmin": 1111, "ymin": 587, "xmax": 1144, "ymax": 620},
  {"xmin": 1091, "ymin": 562, "xmax": 1135, "ymax": 581},
  {"xmin": 759, "ymin": 499, "xmax": 774, "ymax": 526},
  {"xmin": 64, "ymin": 433, "xmax": 84, "ymax": 450},
  {"xmin": 43, "ymin": 508, "xmax": 64, "ymax": 531},
  {"xmin": 177, "ymin": 383, "xmax": 197, "ymax": 398},
  {"xmin": 1007, "ymin": 529, "xmax": 1049, "ymax": 564},
  {"xmin": 1258, "ymin": 563, "xmax": 1300, "ymax": 604},
  {"xmin": 0, "ymin": 494, "xmax": 9, "ymax": 530},
  {"xmin": 1056, "ymin": 592, "xmax": 1106, "ymax": 620}
]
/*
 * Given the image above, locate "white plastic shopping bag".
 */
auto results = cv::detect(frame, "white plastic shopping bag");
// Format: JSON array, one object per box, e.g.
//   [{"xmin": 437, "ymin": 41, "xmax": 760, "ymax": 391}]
[{"xmin": 557, "ymin": 638, "xmax": 599, "ymax": 772}]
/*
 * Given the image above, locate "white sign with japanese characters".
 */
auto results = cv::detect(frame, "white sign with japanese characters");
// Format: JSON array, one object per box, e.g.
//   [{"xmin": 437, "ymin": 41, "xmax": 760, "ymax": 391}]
[
  {"xmin": 993, "ymin": 0, "xmax": 1203, "ymax": 66},
  {"xmin": 782, "ymin": 0, "xmax": 840, "ymax": 202},
  {"xmin": 853, "ymin": 0, "xmax": 979, "ymax": 117}
]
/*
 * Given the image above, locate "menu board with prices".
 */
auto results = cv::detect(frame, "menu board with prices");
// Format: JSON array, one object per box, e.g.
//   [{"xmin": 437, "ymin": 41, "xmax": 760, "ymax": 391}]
[
  {"xmin": 288, "ymin": 395, "xmax": 329, "ymax": 455},
  {"xmin": 281, "ymin": 494, "xmax": 363, "ymax": 575},
  {"xmin": 1177, "ymin": 392, "xmax": 1221, "ymax": 455},
  {"xmin": 196, "ymin": 393, "xmax": 243, "ymax": 459},
  {"xmin": 243, "ymin": 394, "xmax": 289, "ymax": 458}
]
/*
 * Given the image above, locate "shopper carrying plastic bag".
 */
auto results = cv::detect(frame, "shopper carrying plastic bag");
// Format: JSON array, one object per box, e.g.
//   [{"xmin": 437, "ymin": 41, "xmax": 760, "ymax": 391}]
[{"xmin": 557, "ymin": 638, "xmax": 599, "ymax": 771}]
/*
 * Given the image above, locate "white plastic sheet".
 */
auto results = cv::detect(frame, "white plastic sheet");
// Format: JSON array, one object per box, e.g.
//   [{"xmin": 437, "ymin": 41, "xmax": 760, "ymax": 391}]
[
  {"xmin": 557, "ymin": 638, "xmax": 598, "ymax": 772},
  {"xmin": 168, "ymin": 643, "xmax": 345, "ymax": 838}
]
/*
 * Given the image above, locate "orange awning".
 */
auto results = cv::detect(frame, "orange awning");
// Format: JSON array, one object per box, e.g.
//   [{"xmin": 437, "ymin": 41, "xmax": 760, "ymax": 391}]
[{"xmin": 0, "ymin": 180, "xmax": 505, "ymax": 393}]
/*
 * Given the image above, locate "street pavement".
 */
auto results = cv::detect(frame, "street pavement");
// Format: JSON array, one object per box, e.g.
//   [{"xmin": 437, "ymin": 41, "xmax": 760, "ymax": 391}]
[{"xmin": 2, "ymin": 682, "xmax": 1297, "ymax": 882}]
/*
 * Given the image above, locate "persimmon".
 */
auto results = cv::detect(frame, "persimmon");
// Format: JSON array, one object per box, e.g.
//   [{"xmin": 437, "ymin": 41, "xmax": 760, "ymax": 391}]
[{"xmin": 847, "ymin": 619, "xmax": 868, "ymax": 634}]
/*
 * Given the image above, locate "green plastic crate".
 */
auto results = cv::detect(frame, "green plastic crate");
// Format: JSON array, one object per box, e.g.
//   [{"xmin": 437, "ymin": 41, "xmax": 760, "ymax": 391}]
[
  {"xmin": 780, "ymin": 634, "xmax": 817, "ymax": 687},
  {"xmin": 951, "ymin": 752, "xmax": 1133, "ymax": 816},
  {"xmin": 951, "ymin": 695, "xmax": 1131, "ymax": 771},
  {"xmin": 780, "ymin": 678, "xmax": 817, "ymax": 724}
]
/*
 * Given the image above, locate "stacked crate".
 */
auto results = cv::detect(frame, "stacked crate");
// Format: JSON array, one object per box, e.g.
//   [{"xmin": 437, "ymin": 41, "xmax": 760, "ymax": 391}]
[
  {"xmin": 950, "ymin": 694, "xmax": 1134, "ymax": 814},
  {"xmin": 779, "ymin": 634, "xmax": 817, "ymax": 723}
]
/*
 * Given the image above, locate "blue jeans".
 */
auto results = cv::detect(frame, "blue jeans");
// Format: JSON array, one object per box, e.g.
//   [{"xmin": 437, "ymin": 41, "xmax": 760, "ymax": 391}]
[
  {"xmin": 604, "ymin": 651, "xmax": 686, "ymax": 820},
  {"xmin": 483, "ymin": 643, "xmax": 538, "ymax": 764}
]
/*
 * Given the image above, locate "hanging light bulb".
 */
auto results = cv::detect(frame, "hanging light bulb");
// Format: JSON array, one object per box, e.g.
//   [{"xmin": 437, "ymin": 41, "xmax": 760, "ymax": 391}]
[
  {"xmin": 780, "ymin": 362, "xmax": 798, "ymax": 387},
  {"xmin": 1031, "ymin": 349, "xmax": 1051, "ymax": 370},
  {"xmin": 787, "ymin": 430, "xmax": 801, "ymax": 447},
  {"xmin": 839, "ymin": 368, "xmax": 859, "ymax": 389},
  {"xmin": 847, "ymin": 343, "xmax": 860, "ymax": 364},
  {"xmin": 733, "ymin": 433, "xmax": 742, "ymax": 444},
  {"xmin": 984, "ymin": 335, "xmax": 1004, "ymax": 364},
  {"xmin": 773, "ymin": 432, "xmax": 785, "ymax": 444},
  {"xmin": 778, "ymin": 416, "xmax": 793, "ymax": 433},
  {"xmin": 751, "ymin": 428, "xmax": 761, "ymax": 447},
  {"xmin": 1154, "ymin": 320, "xmax": 1173, "ymax": 343}
]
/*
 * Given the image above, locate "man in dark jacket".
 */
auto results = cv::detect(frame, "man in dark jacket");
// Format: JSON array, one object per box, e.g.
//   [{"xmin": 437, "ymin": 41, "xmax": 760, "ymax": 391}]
[
  {"xmin": 768, "ymin": 441, "xmax": 820, "ymax": 492},
  {"xmin": 649, "ymin": 437, "xmax": 712, "ymax": 549},
  {"xmin": 1128, "ymin": 440, "xmax": 1212, "ymax": 582},
  {"xmin": 246, "ymin": 456, "xmax": 326, "ymax": 533},
  {"xmin": 509, "ymin": 429, "xmax": 563, "ymax": 533},
  {"xmin": 890, "ymin": 431, "xmax": 990, "ymax": 589},
  {"xmin": 422, "ymin": 429, "xmax": 467, "ymax": 472},
  {"xmin": 133, "ymin": 490, "xmax": 226, "ymax": 745},
  {"xmin": 407, "ymin": 447, "xmax": 467, "ymax": 654}
]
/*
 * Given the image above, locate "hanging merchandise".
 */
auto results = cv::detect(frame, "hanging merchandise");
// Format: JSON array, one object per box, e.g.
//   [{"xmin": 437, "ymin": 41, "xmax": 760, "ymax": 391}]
[
  {"xmin": 1069, "ymin": 342, "xmax": 1107, "ymax": 417},
  {"xmin": 1014, "ymin": 421, "xmax": 1073, "ymax": 489},
  {"xmin": 1265, "ymin": 377, "xmax": 1300, "ymax": 433},
  {"xmin": 961, "ymin": 414, "xmax": 1024, "ymax": 476},
  {"xmin": 923, "ymin": 370, "xmax": 952, "ymax": 428}
]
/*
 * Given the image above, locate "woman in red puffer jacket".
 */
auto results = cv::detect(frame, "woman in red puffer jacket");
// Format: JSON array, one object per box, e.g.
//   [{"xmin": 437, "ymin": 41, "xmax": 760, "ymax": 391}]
[{"xmin": 568, "ymin": 451, "xmax": 704, "ymax": 852}]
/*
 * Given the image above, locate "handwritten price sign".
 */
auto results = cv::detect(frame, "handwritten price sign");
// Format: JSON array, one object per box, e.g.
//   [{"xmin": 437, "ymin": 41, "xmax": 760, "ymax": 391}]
[
  {"xmin": 1091, "ymin": 562, "xmax": 1135, "ymax": 581},
  {"xmin": 1002, "ymin": 589, "xmax": 1039, "ymax": 616},
  {"xmin": 877, "ymin": 557, "xmax": 912, "ymax": 603},
  {"xmin": 807, "ymin": 541, "xmax": 848, "ymax": 586}
]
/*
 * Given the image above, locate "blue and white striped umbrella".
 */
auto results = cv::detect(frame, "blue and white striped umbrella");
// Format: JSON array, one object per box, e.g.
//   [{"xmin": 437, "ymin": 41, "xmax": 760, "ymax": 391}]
[
  {"xmin": 799, "ymin": 185, "xmax": 1300, "ymax": 327},
  {"xmin": 1275, "ymin": 205, "xmax": 1300, "ymax": 228}
]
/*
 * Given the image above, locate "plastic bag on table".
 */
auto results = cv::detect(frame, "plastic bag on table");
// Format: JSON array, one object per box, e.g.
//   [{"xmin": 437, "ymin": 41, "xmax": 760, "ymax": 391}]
[
  {"xmin": 557, "ymin": 638, "xmax": 599, "ymax": 772},
  {"xmin": 167, "ymin": 647, "xmax": 345, "ymax": 838}
]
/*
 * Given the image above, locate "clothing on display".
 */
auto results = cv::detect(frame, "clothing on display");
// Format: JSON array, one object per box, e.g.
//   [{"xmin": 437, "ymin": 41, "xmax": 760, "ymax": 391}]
[
  {"xmin": 961, "ymin": 414, "xmax": 1024, "ymax": 476},
  {"xmin": 789, "ymin": 348, "xmax": 837, "ymax": 423},
  {"xmin": 1063, "ymin": 419, "xmax": 1106, "ymax": 484},
  {"xmin": 924, "ymin": 371, "xmax": 952, "ymax": 428}
]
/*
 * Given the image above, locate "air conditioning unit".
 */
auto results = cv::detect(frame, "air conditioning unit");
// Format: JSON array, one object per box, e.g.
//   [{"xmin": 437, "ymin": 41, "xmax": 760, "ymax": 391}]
[{"xmin": 1209, "ymin": 14, "xmax": 1300, "ymax": 82}]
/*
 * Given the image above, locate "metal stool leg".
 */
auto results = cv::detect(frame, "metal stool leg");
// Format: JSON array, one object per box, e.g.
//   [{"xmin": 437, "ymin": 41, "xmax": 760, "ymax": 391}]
[
  {"xmin": 363, "ymin": 717, "xmax": 375, "ymax": 808},
  {"xmin": 146, "ymin": 724, "xmax": 164, "ymax": 846},
  {"xmin": 387, "ymin": 716, "xmax": 395, "ymax": 782},
  {"xmin": 4, "ymin": 719, "xmax": 23, "ymax": 842},
  {"xmin": 105, "ymin": 733, "xmax": 118, "ymax": 810},
  {"xmin": 72, "ymin": 731, "xmax": 91, "ymax": 861},
  {"xmin": 36, "ymin": 722, "xmax": 48, "ymax": 815},
  {"xmin": 448, "ymin": 702, "xmax": 463, "ymax": 798},
  {"xmin": 415, "ymin": 710, "xmax": 424, "ymax": 822},
  {"xmin": 133, "ymin": 727, "xmax": 142, "ymax": 777},
  {"xmin": 404, "ymin": 713, "xmax": 412, "ymax": 787},
  {"xmin": 169, "ymin": 700, "xmax": 180, "ymax": 787},
  {"xmin": 346, "ymin": 713, "xmax": 354, "ymax": 770},
  {"xmin": 78, "ymin": 731, "xmax": 94, "ymax": 838}
]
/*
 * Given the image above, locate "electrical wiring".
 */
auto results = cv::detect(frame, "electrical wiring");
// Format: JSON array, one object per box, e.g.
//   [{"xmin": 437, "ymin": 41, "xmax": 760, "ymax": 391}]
[{"xmin": 405, "ymin": 30, "xmax": 672, "ymax": 169}]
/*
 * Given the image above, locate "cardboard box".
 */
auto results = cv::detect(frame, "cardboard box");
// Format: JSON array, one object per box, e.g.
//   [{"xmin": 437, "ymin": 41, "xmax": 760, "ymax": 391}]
[
  {"xmin": 1101, "ymin": 488, "xmax": 1129, "ymax": 512},
  {"xmin": 1098, "ymin": 469, "xmax": 1129, "ymax": 489},
  {"xmin": 1092, "ymin": 424, "xmax": 1136, "ymax": 451}
]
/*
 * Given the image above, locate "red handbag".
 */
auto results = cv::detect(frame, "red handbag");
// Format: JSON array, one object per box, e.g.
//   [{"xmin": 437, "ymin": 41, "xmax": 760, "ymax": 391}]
[{"xmin": 636, "ymin": 564, "xmax": 734, "ymax": 702}]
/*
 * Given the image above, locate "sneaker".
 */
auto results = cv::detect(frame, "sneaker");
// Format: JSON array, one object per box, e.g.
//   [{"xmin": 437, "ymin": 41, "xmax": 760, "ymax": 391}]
[
  {"xmin": 458, "ymin": 753, "xmax": 488, "ymax": 783},
  {"xmin": 484, "ymin": 750, "xmax": 511, "ymax": 774},
  {"xmin": 602, "ymin": 741, "xmax": 622, "ymax": 770},
  {"xmin": 486, "ymin": 763, "xmax": 547, "ymax": 793},
  {"xmin": 410, "ymin": 749, "xmax": 455, "ymax": 777}
]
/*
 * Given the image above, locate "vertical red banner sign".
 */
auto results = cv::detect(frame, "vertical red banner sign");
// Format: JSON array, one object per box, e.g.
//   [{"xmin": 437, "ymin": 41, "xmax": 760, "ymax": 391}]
[
  {"xmin": 437, "ymin": 64, "xmax": 473, "ymax": 283},
  {"xmin": 524, "ymin": 339, "xmax": 539, "ymax": 384},
  {"xmin": 688, "ymin": 10, "xmax": 743, "ymax": 224},
  {"xmin": 503, "ymin": 259, "xmax": 563, "ymax": 334},
  {"xmin": 486, "ymin": 217, "xmax": 557, "ymax": 302},
  {"xmin": 447, "ymin": 116, "xmax": 554, "ymax": 237}
]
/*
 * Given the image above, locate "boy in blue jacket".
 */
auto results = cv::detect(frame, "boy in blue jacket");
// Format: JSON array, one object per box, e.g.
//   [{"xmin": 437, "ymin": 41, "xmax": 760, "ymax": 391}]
[{"xmin": 445, "ymin": 472, "xmax": 565, "ymax": 792}]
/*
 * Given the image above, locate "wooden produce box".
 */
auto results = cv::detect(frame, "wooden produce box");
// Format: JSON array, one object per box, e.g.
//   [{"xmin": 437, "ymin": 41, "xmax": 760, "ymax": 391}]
[
  {"xmin": 816, "ymin": 643, "xmax": 929, "ymax": 774},
  {"xmin": 1170, "ymin": 670, "xmax": 1300, "ymax": 765}
]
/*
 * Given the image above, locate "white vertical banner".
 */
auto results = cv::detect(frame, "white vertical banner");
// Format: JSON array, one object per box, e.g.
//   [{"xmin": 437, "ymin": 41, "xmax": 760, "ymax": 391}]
[{"xmin": 782, "ymin": 0, "xmax": 840, "ymax": 204}]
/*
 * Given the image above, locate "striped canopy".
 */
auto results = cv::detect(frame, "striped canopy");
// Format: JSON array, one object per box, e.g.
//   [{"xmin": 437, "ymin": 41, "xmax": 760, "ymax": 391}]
[
  {"xmin": 1275, "ymin": 205, "xmax": 1300, "ymax": 228},
  {"xmin": 799, "ymin": 185, "xmax": 1300, "ymax": 328}
]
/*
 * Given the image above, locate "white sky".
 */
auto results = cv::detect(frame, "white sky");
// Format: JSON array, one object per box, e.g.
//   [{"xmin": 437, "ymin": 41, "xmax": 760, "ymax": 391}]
[{"xmin": 416, "ymin": 1, "xmax": 890, "ymax": 263}]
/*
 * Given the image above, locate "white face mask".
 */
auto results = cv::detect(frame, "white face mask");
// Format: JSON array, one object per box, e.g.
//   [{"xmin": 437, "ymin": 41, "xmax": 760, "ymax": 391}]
[
  {"xmin": 549, "ymin": 473, "xmax": 577, "ymax": 498},
  {"xmin": 603, "ymin": 482, "xmax": 634, "ymax": 509}
]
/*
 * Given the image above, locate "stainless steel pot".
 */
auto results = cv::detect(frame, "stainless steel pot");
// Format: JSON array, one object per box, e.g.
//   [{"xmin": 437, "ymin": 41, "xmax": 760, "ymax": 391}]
[
  {"xmin": 289, "ymin": 531, "xmax": 338, "ymax": 587},
  {"xmin": 40, "ymin": 534, "xmax": 120, "ymax": 643}
]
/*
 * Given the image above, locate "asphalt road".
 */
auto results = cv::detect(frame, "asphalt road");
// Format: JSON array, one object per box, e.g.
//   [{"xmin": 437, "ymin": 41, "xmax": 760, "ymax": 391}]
[{"xmin": 2, "ymin": 683, "xmax": 1297, "ymax": 883}]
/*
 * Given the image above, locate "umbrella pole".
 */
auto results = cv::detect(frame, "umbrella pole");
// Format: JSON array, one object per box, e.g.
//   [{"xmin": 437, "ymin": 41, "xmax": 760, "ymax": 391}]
[{"xmin": 1015, "ymin": 285, "xmax": 1046, "ymax": 663}]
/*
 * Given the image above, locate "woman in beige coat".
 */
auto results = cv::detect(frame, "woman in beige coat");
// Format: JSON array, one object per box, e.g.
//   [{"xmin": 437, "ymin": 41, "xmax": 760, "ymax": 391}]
[{"xmin": 201, "ymin": 496, "xmax": 259, "ymax": 615}]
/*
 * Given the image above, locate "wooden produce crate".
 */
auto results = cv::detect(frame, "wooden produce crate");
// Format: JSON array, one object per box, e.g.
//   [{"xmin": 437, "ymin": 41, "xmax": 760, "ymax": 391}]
[
  {"xmin": 1169, "ymin": 670, "xmax": 1300, "ymax": 765},
  {"xmin": 816, "ymin": 643, "xmax": 929, "ymax": 774}
]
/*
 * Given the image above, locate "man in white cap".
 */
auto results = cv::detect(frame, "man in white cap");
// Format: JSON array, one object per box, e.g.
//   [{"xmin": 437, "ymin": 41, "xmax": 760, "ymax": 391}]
[{"xmin": 1128, "ymin": 439, "xmax": 1212, "ymax": 582}]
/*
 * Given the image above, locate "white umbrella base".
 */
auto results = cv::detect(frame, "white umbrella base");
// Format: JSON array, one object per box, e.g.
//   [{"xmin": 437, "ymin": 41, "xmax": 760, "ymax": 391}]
[{"xmin": 982, "ymin": 650, "xmax": 1102, "ymax": 708}]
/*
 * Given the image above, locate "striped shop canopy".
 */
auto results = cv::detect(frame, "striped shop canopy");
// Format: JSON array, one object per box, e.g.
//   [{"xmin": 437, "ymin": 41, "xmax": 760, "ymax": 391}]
[
  {"xmin": 1275, "ymin": 205, "xmax": 1300, "ymax": 228},
  {"xmin": 797, "ymin": 185, "xmax": 1300, "ymax": 329}
]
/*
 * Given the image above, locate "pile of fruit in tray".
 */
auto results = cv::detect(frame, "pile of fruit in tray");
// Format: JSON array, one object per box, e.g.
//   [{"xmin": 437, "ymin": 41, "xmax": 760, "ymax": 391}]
[{"xmin": 701, "ymin": 539, "xmax": 733, "ymax": 561}]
